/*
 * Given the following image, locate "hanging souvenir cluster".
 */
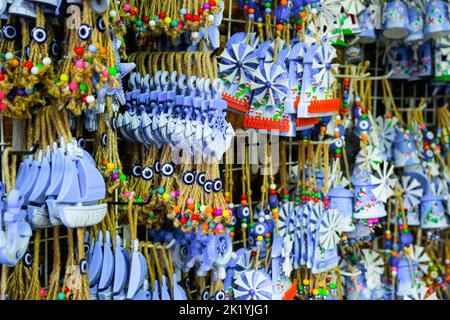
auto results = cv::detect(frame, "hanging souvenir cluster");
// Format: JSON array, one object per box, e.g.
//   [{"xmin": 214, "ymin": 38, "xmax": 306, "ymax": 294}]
[{"xmin": 0, "ymin": 0, "xmax": 448, "ymax": 302}]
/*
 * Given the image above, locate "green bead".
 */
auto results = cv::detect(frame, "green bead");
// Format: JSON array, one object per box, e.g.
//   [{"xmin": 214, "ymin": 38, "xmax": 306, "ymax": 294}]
[
  {"xmin": 57, "ymin": 292, "xmax": 66, "ymax": 300},
  {"xmin": 294, "ymin": 196, "xmax": 300, "ymax": 201},
  {"xmin": 301, "ymin": 190, "xmax": 307, "ymax": 195},
  {"xmin": 283, "ymin": 194, "xmax": 289, "ymax": 199},
  {"xmin": 119, "ymin": 174, "xmax": 126, "ymax": 181},
  {"xmin": 265, "ymin": 2, "xmax": 271, "ymax": 7},
  {"xmin": 196, "ymin": 203, "xmax": 201, "ymax": 209},
  {"xmin": 335, "ymin": 148, "xmax": 341, "ymax": 154},
  {"xmin": 296, "ymin": 18, "xmax": 303, "ymax": 24},
  {"xmin": 242, "ymin": 218, "xmax": 248, "ymax": 223},
  {"xmin": 158, "ymin": 187, "xmax": 165, "ymax": 195},
  {"xmin": 79, "ymin": 83, "xmax": 87, "ymax": 91},
  {"xmin": 170, "ymin": 20, "xmax": 178, "ymax": 27},
  {"xmin": 329, "ymin": 283, "xmax": 336, "ymax": 289},
  {"xmin": 249, "ymin": 222, "xmax": 255, "ymax": 228},
  {"xmin": 135, "ymin": 19, "xmax": 143, "ymax": 27},
  {"xmin": 298, "ymin": 284, "xmax": 304, "ymax": 291},
  {"xmin": 87, "ymin": 57, "xmax": 93, "ymax": 63},
  {"xmin": 403, "ymin": 228, "xmax": 409, "ymax": 234},
  {"xmin": 0, "ymin": 54, "xmax": 5, "ymax": 59},
  {"xmin": 37, "ymin": 63, "xmax": 43, "ymax": 69},
  {"xmin": 229, "ymin": 226, "xmax": 234, "ymax": 232},
  {"xmin": 108, "ymin": 67, "xmax": 117, "ymax": 76},
  {"xmin": 136, "ymin": 198, "xmax": 143, "ymax": 203},
  {"xmin": 361, "ymin": 114, "xmax": 367, "ymax": 120}
]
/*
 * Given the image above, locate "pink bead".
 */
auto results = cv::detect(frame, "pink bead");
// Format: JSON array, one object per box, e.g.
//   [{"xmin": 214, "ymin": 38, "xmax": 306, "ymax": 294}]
[
  {"xmin": 103, "ymin": 69, "xmax": 109, "ymax": 77},
  {"xmin": 243, "ymin": 5, "xmax": 249, "ymax": 10},
  {"xmin": 391, "ymin": 266, "xmax": 397, "ymax": 271},
  {"xmin": 75, "ymin": 59, "xmax": 85, "ymax": 68},
  {"xmin": 215, "ymin": 209, "xmax": 222, "ymax": 216},
  {"xmin": 0, "ymin": 91, "xmax": 4, "ymax": 100},
  {"xmin": 215, "ymin": 223, "xmax": 224, "ymax": 231},
  {"xmin": 0, "ymin": 103, "xmax": 7, "ymax": 110},
  {"xmin": 177, "ymin": 22, "xmax": 183, "ymax": 30},
  {"xmin": 435, "ymin": 145, "xmax": 441, "ymax": 151},
  {"xmin": 420, "ymin": 124, "xmax": 426, "ymax": 130},
  {"xmin": 187, "ymin": 198, "xmax": 194, "ymax": 205},
  {"xmin": 124, "ymin": 191, "xmax": 131, "ymax": 198},
  {"xmin": 124, "ymin": 3, "xmax": 131, "ymax": 11},
  {"xmin": 40, "ymin": 288, "xmax": 46, "ymax": 298},
  {"xmin": 170, "ymin": 191, "xmax": 176, "ymax": 198},
  {"xmin": 69, "ymin": 82, "xmax": 78, "ymax": 91}
]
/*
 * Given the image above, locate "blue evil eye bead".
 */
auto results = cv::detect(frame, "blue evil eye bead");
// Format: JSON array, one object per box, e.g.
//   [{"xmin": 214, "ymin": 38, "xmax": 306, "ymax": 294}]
[
  {"xmin": 254, "ymin": 222, "xmax": 266, "ymax": 235},
  {"xmin": 77, "ymin": 137, "xmax": 86, "ymax": 149},
  {"xmin": 201, "ymin": 289, "xmax": 210, "ymax": 300},
  {"xmin": 79, "ymin": 259, "xmax": 88, "ymax": 275},
  {"xmin": 101, "ymin": 133, "xmax": 107, "ymax": 146},
  {"xmin": 132, "ymin": 165, "xmax": 142, "ymax": 177},
  {"xmin": 78, "ymin": 23, "xmax": 92, "ymax": 41},
  {"xmin": 333, "ymin": 137, "xmax": 344, "ymax": 149},
  {"xmin": 161, "ymin": 162, "xmax": 175, "ymax": 177},
  {"xmin": 424, "ymin": 149, "xmax": 434, "ymax": 159},
  {"xmin": 424, "ymin": 130, "xmax": 434, "ymax": 141},
  {"xmin": 25, "ymin": 46, "xmax": 31, "ymax": 59},
  {"xmin": 96, "ymin": 16, "xmax": 106, "ymax": 32},
  {"xmin": 31, "ymin": 27, "xmax": 47, "ymax": 44},
  {"xmin": 358, "ymin": 119, "xmax": 371, "ymax": 131},
  {"xmin": 237, "ymin": 206, "xmax": 250, "ymax": 219},
  {"xmin": 212, "ymin": 178, "xmax": 223, "ymax": 192},
  {"xmin": 203, "ymin": 180, "xmax": 213, "ymax": 194},
  {"xmin": 154, "ymin": 161, "xmax": 161, "ymax": 174},
  {"xmin": 247, "ymin": 235, "xmax": 255, "ymax": 246},
  {"xmin": 182, "ymin": 277, "xmax": 190, "ymax": 289},
  {"xmin": 196, "ymin": 172, "xmax": 206, "ymax": 185},
  {"xmin": 51, "ymin": 42, "xmax": 59, "ymax": 56},
  {"xmin": 181, "ymin": 171, "xmax": 196, "ymax": 185},
  {"xmin": 214, "ymin": 290, "xmax": 226, "ymax": 300},
  {"xmin": 141, "ymin": 167, "xmax": 154, "ymax": 180},
  {"xmin": 23, "ymin": 251, "xmax": 33, "ymax": 267},
  {"xmin": 231, "ymin": 215, "xmax": 237, "ymax": 225},
  {"xmin": 3, "ymin": 25, "xmax": 16, "ymax": 40}
]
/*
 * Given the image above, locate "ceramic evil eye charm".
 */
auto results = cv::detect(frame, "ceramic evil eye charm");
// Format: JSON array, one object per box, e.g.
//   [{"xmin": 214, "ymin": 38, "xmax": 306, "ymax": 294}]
[
  {"xmin": 200, "ymin": 289, "xmax": 210, "ymax": 300},
  {"xmin": 132, "ymin": 165, "xmax": 142, "ymax": 177},
  {"xmin": 78, "ymin": 23, "xmax": 92, "ymax": 41},
  {"xmin": 79, "ymin": 258, "xmax": 89, "ymax": 275},
  {"xmin": 23, "ymin": 251, "xmax": 33, "ymax": 267},
  {"xmin": 237, "ymin": 205, "xmax": 250, "ymax": 220},
  {"xmin": 154, "ymin": 161, "xmax": 161, "ymax": 174},
  {"xmin": 31, "ymin": 27, "xmax": 47, "ymax": 44},
  {"xmin": 213, "ymin": 290, "xmax": 226, "ymax": 300},
  {"xmin": 196, "ymin": 172, "xmax": 206, "ymax": 186},
  {"xmin": 2, "ymin": 24, "xmax": 17, "ymax": 41},
  {"xmin": 203, "ymin": 180, "xmax": 213, "ymax": 194},
  {"xmin": 101, "ymin": 133, "xmax": 108, "ymax": 147},
  {"xmin": 96, "ymin": 16, "xmax": 106, "ymax": 32},
  {"xmin": 161, "ymin": 162, "xmax": 175, "ymax": 177},
  {"xmin": 50, "ymin": 41, "xmax": 59, "ymax": 57},
  {"xmin": 142, "ymin": 166, "xmax": 155, "ymax": 180},
  {"xmin": 181, "ymin": 171, "xmax": 196, "ymax": 185},
  {"xmin": 77, "ymin": 137, "xmax": 87, "ymax": 149},
  {"xmin": 212, "ymin": 178, "xmax": 223, "ymax": 192}
]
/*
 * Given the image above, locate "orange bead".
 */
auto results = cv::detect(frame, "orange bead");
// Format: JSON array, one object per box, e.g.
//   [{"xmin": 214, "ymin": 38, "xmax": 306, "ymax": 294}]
[
  {"xmin": 248, "ymin": 8, "xmax": 255, "ymax": 14},
  {"xmin": 173, "ymin": 205, "xmax": 181, "ymax": 213},
  {"xmin": 230, "ymin": 232, "xmax": 235, "ymax": 238},
  {"xmin": 187, "ymin": 204, "xmax": 195, "ymax": 211},
  {"xmin": 241, "ymin": 200, "xmax": 248, "ymax": 206},
  {"xmin": 280, "ymin": 0, "xmax": 288, "ymax": 5},
  {"xmin": 265, "ymin": 233, "xmax": 271, "ymax": 238},
  {"xmin": 320, "ymin": 126, "xmax": 326, "ymax": 133},
  {"xmin": 102, "ymin": 159, "xmax": 109, "ymax": 166},
  {"xmin": 12, "ymin": 59, "xmax": 19, "ymax": 67},
  {"xmin": 205, "ymin": 206, "xmax": 213, "ymax": 214},
  {"xmin": 361, "ymin": 134, "xmax": 368, "ymax": 142},
  {"xmin": 202, "ymin": 223, "xmax": 209, "ymax": 231},
  {"xmin": 101, "ymin": 47, "xmax": 107, "ymax": 55},
  {"xmin": 276, "ymin": 24, "xmax": 284, "ymax": 31},
  {"xmin": 225, "ymin": 197, "xmax": 231, "ymax": 203},
  {"xmin": 300, "ymin": 12, "xmax": 306, "ymax": 19},
  {"xmin": 336, "ymin": 120, "xmax": 342, "ymax": 125},
  {"xmin": 273, "ymin": 212, "xmax": 279, "ymax": 219},
  {"xmin": 386, "ymin": 234, "xmax": 392, "ymax": 239},
  {"xmin": 334, "ymin": 132, "xmax": 340, "ymax": 138}
]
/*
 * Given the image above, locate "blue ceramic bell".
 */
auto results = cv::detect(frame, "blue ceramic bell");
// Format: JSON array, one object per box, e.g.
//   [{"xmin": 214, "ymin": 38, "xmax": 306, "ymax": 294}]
[
  {"xmin": 424, "ymin": 0, "xmax": 450, "ymax": 40},
  {"xmin": 383, "ymin": 0, "xmax": 410, "ymax": 39},
  {"xmin": 420, "ymin": 194, "xmax": 449, "ymax": 229},
  {"xmin": 405, "ymin": 5, "xmax": 424, "ymax": 43},
  {"xmin": 351, "ymin": 167, "xmax": 387, "ymax": 220},
  {"xmin": 396, "ymin": 256, "xmax": 418, "ymax": 297},
  {"xmin": 327, "ymin": 187, "xmax": 355, "ymax": 232},
  {"xmin": 393, "ymin": 128, "xmax": 421, "ymax": 168},
  {"xmin": 358, "ymin": 8, "xmax": 376, "ymax": 44}
]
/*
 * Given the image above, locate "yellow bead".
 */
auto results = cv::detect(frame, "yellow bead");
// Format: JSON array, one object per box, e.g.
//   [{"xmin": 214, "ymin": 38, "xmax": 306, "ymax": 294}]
[
  {"xmin": 163, "ymin": 193, "xmax": 170, "ymax": 200},
  {"xmin": 256, "ymin": 235, "xmax": 263, "ymax": 241},
  {"xmin": 222, "ymin": 210, "xmax": 229, "ymax": 217},
  {"xmin": 164, "ymin": 17, "xmax": 172, "ymax": 25},
  {"xmin": 106, "ymin": 162, "xmax": 115, "ymax": 171},
  {"xmin": 225, "ymin": 192, "xmax": 230, "ymax": 197},
  {"xmin": 318, "ymin": 281, "xmax": 324, "ymax": 287},
  {"xmin": 303, "ymin": 279, "xmax": 310, "ymax": 286},
  {"xmin": 313, "ymin": 289, "xmax": 319, "ymax": 295},
  {"xmin": 60, "ymin": 73, "xmax": 69, "ymax": 82},
  {"xmin": 272, "ymin": 208, "xmax": 278, "ymax": 214},
  {"xmin": 257, "ymin": 23, "xmax": 263, "ymax": 28}
]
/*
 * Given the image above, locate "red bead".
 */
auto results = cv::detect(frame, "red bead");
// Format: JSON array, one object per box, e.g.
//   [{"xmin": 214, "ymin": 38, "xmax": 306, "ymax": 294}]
[
  {"xmin": 198, "ymin": 8, "xmax": 204, "ymax": 15},
  {"xmin": 301, "ymin": 195, "xmax": 306, "ymax": 201},
  {"xmin": 185, "ymin": 13, "xmax": 192, "ymax": 21},
  {"xmin": 314, "ymin": 198, "xmax": 319, "ymax": 203},
  {"xmin": 180, "ymin": 217, "xmax": 187, "ymax": 224},
  {"xmin": 283, "ymin": 189, "xmax": 289, "ymax": 194},
  {"xmin": 74, "ymin": 46, "xmax": 84, "ymax": 56},
  {"xmin": 209, "ymin": 0, "xmax": 216, "ymax": 6},
  {"xmin": 0, "ymin": 73, "xmax": 5, "ymax": 81},
  {"xmin": 143, "ymin": 16, "xmax": 149, "ymax": 23},
  {"xmin": 159, "ymin": 12, "xmax": 166, "ymax": 19},
  {"xmin": 24, "ymin": 61, "xmax": 33, "ymax": 69},
  {"xmin": 82, "ymin": 95, "xmax": 87, "ymax": 104},
  {"xmin": 192, "ymin": 214, "xmax": 199, "ymax": 221},
  {"xmin": 241, "ymin": 194, "xmax": 247, "ymax": 200},
  {"xmin": 270, "ymin": 190, "xmax": 277, "ymax": 195},
  {"xmin": 192, "ymin": 15, "xmax": 200, "ymax": 22}
]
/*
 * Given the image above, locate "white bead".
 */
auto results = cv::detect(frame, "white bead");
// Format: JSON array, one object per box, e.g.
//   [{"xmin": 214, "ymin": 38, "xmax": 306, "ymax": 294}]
[
  {"xmin": 42, "ymin": 57, "xmax": 52, "ymax": 65},
  {"xmin": 86, "ymin": 95, "xmax": 95, "ymax": 104},
  {"xmin": 335, "ymin": 128, "xmax": 340, "ymax": 132},
  {"xmin": 208, "ymin": 15, "xmax": 214, "ymax": 22},
  {"xmin": 31, "ymin": 66, "xmax": 39, "ymax": 75},
  {"xmin": 191, "ymin": 32, "xmax": 199, "ymax": 39},
  {"xmin": 228, "ymin": 203, "xmax": 234, "ymax": 209},
  {"xmin": 269, "ymin": 183, "xmax": 276, "ymax": 190},
  {"xmin": 200, "ymin": 205, "xmax": 206, "ymax": 212},
  {"xmin": 149, "ymin": 20, "xmax": 156, "ymax": 27},
  {"xmin": 61, "ymin": 85, "xmax": 70, "ymax": 92},
  {"xmin": 258, "ymin": 217, "xmax": 264, "ymax": 223},
  {"xmin": 241, "ymin": 223, "xmax": 247, "ymax": 229},
  {"xmin": 310, "ymin": 8, "xmax": 318, "ymax": 14},
  {"xmin": 336, "ymin": 115, "xmax": 341, "ymax": 120},
  {"xmin": 109, "ymin": 10, "xmax": 117, "ymax": 17},
  {"xmin": 265, "ymin": 214, "xmax": 270, "ymax": 220},
  {"xmin": 5, "ymin": 52, "xmax": 13, "ymax": 60}
]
